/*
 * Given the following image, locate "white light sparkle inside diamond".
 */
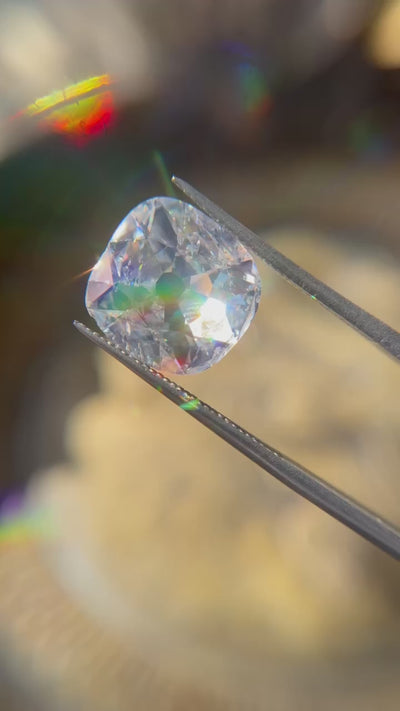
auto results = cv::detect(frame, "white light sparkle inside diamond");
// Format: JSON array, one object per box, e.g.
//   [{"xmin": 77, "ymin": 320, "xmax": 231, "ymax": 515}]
[{"xmin": 189, "ymin": 298, "xmax": 233, "ymax": 343}]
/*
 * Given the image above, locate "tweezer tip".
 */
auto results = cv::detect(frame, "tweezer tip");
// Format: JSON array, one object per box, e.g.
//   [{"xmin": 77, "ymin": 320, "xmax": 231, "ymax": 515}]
[
  {"xmin": 73, "ymin": 320, "xmax": 90, "ymax": 337},
  {"xmin": 171, "ymin": 175, "xmax": 186, "ymax": 190}
]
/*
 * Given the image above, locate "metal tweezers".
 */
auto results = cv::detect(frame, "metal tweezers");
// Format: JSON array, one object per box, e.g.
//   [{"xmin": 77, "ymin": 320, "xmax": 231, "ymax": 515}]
[{"xmin": 74, "ymin": 176, "xmax": 400, "ymax": 561}]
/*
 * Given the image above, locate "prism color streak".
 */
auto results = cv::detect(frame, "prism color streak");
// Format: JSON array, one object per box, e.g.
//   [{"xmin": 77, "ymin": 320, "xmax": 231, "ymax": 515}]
[
  {"xmin": 16, "ymin": 74, "xmax": 115, "ymax": 140},
  {"xmin": 86, "ymin": 197, "xmax": 261, "ymax": 375}
]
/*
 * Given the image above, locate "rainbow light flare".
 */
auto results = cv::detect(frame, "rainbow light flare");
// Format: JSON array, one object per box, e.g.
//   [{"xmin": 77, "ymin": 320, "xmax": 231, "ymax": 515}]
[
  {"xmin": 0, "ymin": 494, "xmax": 54, "ymax": 546},
  {"xmin": 238, "ymin": 62, "xmax": 272, "ymax": 121},
  {"xmin": 16, "ymin": 74, "xmax": 115, "ymax": 142}
]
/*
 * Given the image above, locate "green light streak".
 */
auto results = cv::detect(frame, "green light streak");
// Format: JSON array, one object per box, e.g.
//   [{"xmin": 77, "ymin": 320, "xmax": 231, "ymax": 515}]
[
  {"xmin": 180, "ymin": 398, "xmax": 201, "ymax": 411},
  {"xmin": 153, "ymin": 150, "xmax": 175, "ymax": 197}
]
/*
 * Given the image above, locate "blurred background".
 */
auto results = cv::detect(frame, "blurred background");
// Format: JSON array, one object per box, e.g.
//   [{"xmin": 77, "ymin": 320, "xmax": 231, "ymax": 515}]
[{"xmin": 0, "ymin": 0, "xmax": 400, "ymax": 709}]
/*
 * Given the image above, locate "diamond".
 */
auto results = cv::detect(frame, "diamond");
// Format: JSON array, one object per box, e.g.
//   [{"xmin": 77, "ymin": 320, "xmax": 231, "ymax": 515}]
[{"xmin": 85, "ymin": 197, "xmax": 261, "ymax": 375}]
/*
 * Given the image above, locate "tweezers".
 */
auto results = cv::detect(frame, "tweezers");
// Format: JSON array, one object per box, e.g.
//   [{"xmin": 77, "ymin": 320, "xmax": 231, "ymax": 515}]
[{"xmin": 74, "ymin": 176, "xmax": 400, "ymax": 561}]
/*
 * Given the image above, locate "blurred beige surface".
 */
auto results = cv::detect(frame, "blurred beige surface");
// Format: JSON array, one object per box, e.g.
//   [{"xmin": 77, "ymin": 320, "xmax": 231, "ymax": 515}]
[
  {"xmin": 367, "ymin": 0, "xmax": 400, "ymax": 67},
  {"xmin": 1, "ymin": 231, "xmax": 398, "ymax": 709}
]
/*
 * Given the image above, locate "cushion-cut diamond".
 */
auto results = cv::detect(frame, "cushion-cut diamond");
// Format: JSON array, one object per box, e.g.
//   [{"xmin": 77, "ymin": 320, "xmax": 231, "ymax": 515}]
[{"xmin": 85, "ymin": 197, "xmax": 261, "ymax": 375}]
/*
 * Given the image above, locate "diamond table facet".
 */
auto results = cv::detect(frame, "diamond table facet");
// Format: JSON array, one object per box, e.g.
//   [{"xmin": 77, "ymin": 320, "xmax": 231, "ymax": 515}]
[{"xmin": 85, "ymin": 197, "xmax": 262, "ymax": 375}]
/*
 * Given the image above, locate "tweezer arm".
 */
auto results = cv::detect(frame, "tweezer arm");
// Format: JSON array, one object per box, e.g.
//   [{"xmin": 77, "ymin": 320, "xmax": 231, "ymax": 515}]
[
  {"xmin": 172, "ymin": 177, "xmax": 400, "ymax": 362},
  {"xmin": 74, "ymin": 321, "xmax": 400, "ymax": 561}
]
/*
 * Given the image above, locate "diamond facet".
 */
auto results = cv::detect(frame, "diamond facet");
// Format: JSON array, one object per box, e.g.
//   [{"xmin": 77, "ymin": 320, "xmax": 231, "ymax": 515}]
[{"xmin": 85, "ymin": 197, "xmax": 261, "ymax": 375}]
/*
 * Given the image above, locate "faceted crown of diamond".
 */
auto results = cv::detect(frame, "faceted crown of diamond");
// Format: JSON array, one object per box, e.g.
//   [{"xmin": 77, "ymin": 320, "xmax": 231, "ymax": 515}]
[{"xmin": 85, "ymin": 197, "xmax": 261, "ymax": 375}]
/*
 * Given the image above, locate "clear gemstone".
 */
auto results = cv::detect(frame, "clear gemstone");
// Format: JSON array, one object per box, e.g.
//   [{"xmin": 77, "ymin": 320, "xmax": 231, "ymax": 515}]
[{"xmin": 85, "ymin": 197, "xmax": 262, "ymax": 375}]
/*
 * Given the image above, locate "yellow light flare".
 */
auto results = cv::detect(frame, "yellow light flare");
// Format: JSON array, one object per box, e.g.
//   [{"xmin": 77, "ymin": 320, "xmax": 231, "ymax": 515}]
[{"xmin": 24, "ymin": 74, "xmax": 112, "ymax": 118}]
